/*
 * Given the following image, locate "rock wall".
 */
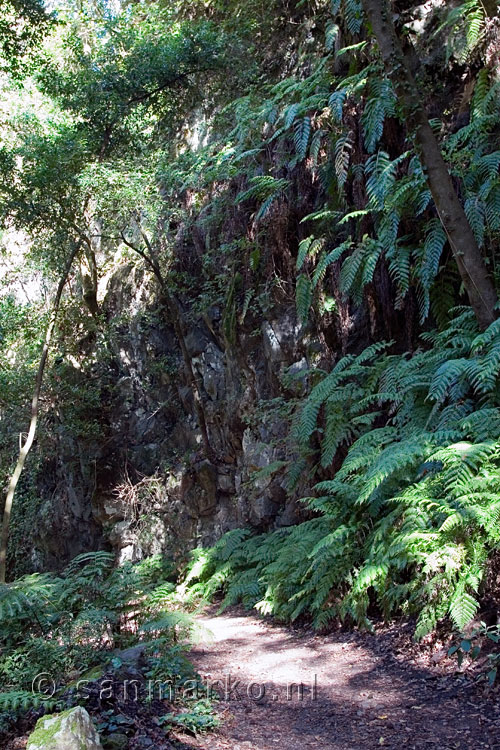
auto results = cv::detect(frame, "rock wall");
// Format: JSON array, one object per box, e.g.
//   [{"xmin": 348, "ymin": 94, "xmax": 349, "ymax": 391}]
[{"xmin": 32, "ymin": 258, "xmax": 323, "ymax": 568}]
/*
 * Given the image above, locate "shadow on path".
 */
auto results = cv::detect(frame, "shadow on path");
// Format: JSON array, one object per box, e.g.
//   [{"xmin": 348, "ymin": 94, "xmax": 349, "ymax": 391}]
[{"xmin": 180, "ymin": 606, "xmax": 500, "ymax": 750}]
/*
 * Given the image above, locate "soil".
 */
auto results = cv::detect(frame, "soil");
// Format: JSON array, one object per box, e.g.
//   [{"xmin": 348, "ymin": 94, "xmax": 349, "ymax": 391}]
[
  {"xmin": 185, "ymin": 606, "xmax": 500, "ymax": 750},
  {"xmin": 5, "ymin": 606, "xmax": 500, "ymax": 749}
]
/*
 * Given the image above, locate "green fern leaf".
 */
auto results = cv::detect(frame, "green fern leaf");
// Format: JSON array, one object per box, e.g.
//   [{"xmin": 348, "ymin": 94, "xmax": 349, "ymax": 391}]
[
  {"xmin": 296, "ymin": 274, "xmax": 313, "ymax": 325},
  {"xmin": 449, "ymin": 590, "xmax": 478, "ymax": 630},
  {"xmin": 294, "ymin": 116, "xmax": 311, "ymax": 160}
]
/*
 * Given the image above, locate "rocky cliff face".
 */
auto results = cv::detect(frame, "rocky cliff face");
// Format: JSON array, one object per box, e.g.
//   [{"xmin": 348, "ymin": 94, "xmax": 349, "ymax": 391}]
[
  {"xmin": 31, "ymin": 253, "xmax": 324, "ymax": 569},
  {"xmin": 21, "ymin": 147, "xmax": 403, "ymax": 575}
]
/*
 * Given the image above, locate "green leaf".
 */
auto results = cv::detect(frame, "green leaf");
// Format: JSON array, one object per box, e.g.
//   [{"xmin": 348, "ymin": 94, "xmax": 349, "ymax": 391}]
[
  {"xmin": 294, "ymin": 116, "xmax": 311, "ymax": 161},
  {"xmin": 296, "ymin": 274, "xmax": 313, "ymax": 325}
]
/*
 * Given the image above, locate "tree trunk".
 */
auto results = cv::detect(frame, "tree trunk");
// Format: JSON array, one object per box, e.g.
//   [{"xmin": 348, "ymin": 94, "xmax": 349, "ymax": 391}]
[
  {"xmin": 361, "ymin": 0, "xmax": 498, "ymax": 330},
  {"xmin": 80, "ymin": 250, "xmax": 101, "ymax": 320},
  {"xmin": 0, "ymin": 244, "xmax": 80, "ymax": 583},
  {"xmin": 482, "ymin": 0, "xmax": 498, "ymax": 19}
]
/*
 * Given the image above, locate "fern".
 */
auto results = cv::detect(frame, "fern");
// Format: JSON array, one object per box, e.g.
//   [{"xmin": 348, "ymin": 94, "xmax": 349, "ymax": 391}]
[
  {"xmin": 0, "ymin": 691, "xmax": 60, "ymax": 712},
  {"xmin": 440, "ymin": 0, "xmax": 486, "ymax": 63},
  {"xmin": 449, "ymin": 589, "xmax": 479, "ymax": 630},
  {"xmin": 365, "ymin": 150, "xmax": 397, "ymax": 209},
  {"xmin": 236, "ymin": 176, "xmax": 289, "ymax": 220},
  {"xmin": 465, "ymin": 196, "xmax": 486, "ymax": 246},
  {"xmin": 294, "ymin": 116, "xmax": 311, "ymax": 161},
  {"xmin": 325, "ymin": 21, "xmax": 339, "ymax": 52},
  {"xmin": 334, "ymin": 133, "xmax": 352, "ymax": 187},
  {"xmin": 296, "ymin": 236, "xmax": 324, "ymax": 271},
  {"xmin": 361, "ymin": 79, "xmax": 396, "ymax": 154},
  {"xmin": 251, "ymin": 460, "xmax": 288, "ymax": 483},
  {"xmin": 418, "ymin": 219, "xmax": 447, "ymax": 321},
  {"xmin": 296, "ymin": 274, "xmax": 313, "ymax": 325},
  {"xmin": 184, "ymin": 313, "xmax": 500, "ymax": 638},
  {"xmin": 64, "ymin": 551, "xmax": 115, "ymax": 578},
  {"xmin": 312, "ymin": 240, "xmax": 351, "ymax": 288},
  {"xmin": 343, "ymin": 0, "xmax": 364, "ymax": 35},
  {"xmin": 309, "ymin": 128, "xmax": 324, "ymax": 165}
]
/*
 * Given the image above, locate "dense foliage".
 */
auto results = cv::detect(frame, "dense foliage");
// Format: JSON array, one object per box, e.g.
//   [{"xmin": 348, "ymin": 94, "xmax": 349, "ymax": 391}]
[
  {"xmin": 1, "ymin": 2, "xmax": 500, "ymax": 732},
  {"xmin": 184, "ymin": 312, "xmax": 500, "ymax": 637},
  {"xmin": 176, "ymin": 0, "xmax": 500, "ymax": 642},
  {"xmin": 0, "ymin": 551, "xmax": 215, "ymax": 738}
]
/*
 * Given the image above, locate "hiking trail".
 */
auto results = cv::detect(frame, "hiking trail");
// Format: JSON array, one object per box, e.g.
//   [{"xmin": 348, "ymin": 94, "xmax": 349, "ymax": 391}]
[{"xmin": 186, "ymin": 606, "xmax": 500, "ymax": 750}]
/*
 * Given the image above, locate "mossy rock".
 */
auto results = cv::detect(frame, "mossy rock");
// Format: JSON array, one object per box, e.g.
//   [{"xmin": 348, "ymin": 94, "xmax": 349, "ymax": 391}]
[
  {"xmin": 67, "ymin": 665, "xmax": 105, "ymax": 690},
  {"xmin": 27, "ymin": 706, "xmax": 103, "ymax": 750}
]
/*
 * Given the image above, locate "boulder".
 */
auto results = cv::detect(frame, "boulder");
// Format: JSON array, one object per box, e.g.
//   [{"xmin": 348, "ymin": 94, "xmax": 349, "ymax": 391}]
[{"xmin": 27, "ymin": 706, "xmax": 103, "ymax": 750}]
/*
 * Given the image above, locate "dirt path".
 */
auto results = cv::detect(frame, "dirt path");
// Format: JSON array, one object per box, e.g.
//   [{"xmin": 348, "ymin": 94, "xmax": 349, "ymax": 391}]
[{"xmin": 186, "ymin": 606, "xmax": 500, "ymax": 750}]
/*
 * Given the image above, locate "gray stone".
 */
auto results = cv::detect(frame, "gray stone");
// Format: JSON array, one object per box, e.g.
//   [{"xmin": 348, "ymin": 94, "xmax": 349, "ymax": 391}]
[
  {"xmin": 113, "ymin": 644, "xmax": 147, "ymax": 669},
  {"xmin": 249, "ymin": 496, "xmax": 279, "ymax": 525},
  {"xmin": 116, "ymin": 544, "xmax": 142, "ymax": 564},
  {"xmin": 200, "ymin": 343, "xmax": 225, "ymax": 400},
  {"xmin": 108, "ymin": 520, "xmax": 136, "ymax": 547},
  {"xmin": 195, "ymin": 460, "xmax": 217, "ymax": 500},
  {"xmin": 262, "ymin": 314, "xmax": 300, "ymax": 363},
  {"xmin": 27, "ymin": 706, "xmax": 103, "ymax": 750},
  {"xmin": 262, "ymin": 321, "xmax": 282, "ymax": 362},
  {"xmin": 285, "ymin": 357, "xmax": 309, "ymax": 393},
  {"xmin": 217, "ymin": 473, "xmax": 234, "ymax": 493},
  {"xmin": 184, "ymin": 329, "xmax": 210, "ymax": 357}
]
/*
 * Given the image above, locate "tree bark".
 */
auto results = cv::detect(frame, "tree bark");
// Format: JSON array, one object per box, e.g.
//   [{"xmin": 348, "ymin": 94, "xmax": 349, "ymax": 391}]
[
  {"xmin": 482, "ymin": 0, "xmax": 498, "ymax": 19},
  {"xmin": 0, "ymin": 243, "xmax": 80, "ymax": 583},
  {"xmin": 361, "ymin": 0, "xmax": 498, "ymax": 330},
  {"xmin": 80, "ymin": 249, "xmax": 101, "ymax": 320}
]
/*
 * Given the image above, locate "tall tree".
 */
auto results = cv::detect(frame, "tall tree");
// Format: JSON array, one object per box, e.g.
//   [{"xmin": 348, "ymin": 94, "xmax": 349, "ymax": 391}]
[
  {"xmin": 0, "ymin": 4, "xmax": 224, "ymax": 577},
  {"xmin": 0, "ymin": 244, "xmax": 80, "ymax": 582},
  {"xmin": 360, "ymin": 0, "xmax": 498, "ymax": 330}
]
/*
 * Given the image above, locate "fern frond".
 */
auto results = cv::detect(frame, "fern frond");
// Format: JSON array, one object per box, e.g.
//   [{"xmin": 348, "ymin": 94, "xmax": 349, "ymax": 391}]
[
  {"xmin": 294, "ymin": 116, "xmax": 311, "ymax": 161},
  {"xmin": 296, "ymin": 274, "xmax": 313, "ymax": 325}
]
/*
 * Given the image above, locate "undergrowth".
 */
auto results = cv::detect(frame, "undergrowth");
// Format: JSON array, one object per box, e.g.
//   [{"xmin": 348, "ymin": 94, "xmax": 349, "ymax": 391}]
[
  {"xmin": 0, "ymin": 551, "xmax": 217, "ymax": 736},
  {"xmin": 182, "ymin": 310, "xmax": 500, "ymax": 639}
]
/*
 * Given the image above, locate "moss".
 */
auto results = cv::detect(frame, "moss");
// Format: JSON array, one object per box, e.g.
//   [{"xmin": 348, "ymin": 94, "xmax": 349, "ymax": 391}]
[
  {"xmin": 27, "ymin": 706, "xmax": 98, "ymax": 750},
  {"xmin": 27, "ymin": 708, "xmax": 73, "ymax": 748},
  {"xmin": 68, "ymin": 664, "xmax": 105, "ymax": 688}
]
